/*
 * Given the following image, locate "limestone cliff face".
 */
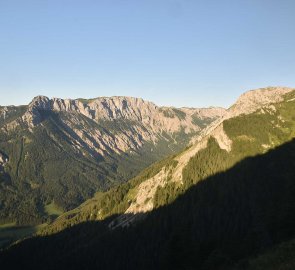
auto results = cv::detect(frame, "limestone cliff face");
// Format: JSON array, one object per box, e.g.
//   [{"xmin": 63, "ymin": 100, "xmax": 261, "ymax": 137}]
[
  {"xmin": 23, "ymin": 96, "xmax": 225, "ymax": 130},
  {"xmin": 17, "ymin": 96, "xmax": 226, "ymax": 157}
]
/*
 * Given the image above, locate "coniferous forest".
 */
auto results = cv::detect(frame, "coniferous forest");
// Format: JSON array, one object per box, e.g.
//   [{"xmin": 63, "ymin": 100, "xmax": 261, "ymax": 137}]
[{"xmin": 1, "ymin": 137, "xmax": 295, "ymax": 270}]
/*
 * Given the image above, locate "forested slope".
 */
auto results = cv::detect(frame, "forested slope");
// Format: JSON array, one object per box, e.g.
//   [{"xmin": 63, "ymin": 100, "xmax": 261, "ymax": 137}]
[{"xmin": 1, "ymin": 136, "xmax": 295, "ymax": 270}]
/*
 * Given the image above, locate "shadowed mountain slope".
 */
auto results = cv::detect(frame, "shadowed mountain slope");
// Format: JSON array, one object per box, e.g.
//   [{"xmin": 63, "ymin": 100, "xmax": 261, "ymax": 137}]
[{"xmin": 1, "ymin": 137, "xmax": 295, "ymax": 270}]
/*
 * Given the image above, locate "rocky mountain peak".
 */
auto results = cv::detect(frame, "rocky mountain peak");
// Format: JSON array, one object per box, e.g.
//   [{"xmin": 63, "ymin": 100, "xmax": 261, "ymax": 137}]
[
  {"xmin": 192, "ymin": 87, "xmax": 294, "ymax": 145},
  {"xmin": 22, "ymin": 96, "xmax": 50, "ymax": 127},
  {"xmin": 28, "ymin": 95, "xmax": 51, "ymax": 110},
  {"xmin": 229, "ymin": 86, "xmax": 294, "ymax": 117}
]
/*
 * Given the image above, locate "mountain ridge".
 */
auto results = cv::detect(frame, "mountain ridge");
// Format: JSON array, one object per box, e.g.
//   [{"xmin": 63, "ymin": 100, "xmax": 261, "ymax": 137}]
[
  {"xmin": 43, "ymin": 86, "xmax": 295, "ymax": 232},
  {"xmin": 0, "ymin": 94, "xmax": 225, "ymax": 227}
]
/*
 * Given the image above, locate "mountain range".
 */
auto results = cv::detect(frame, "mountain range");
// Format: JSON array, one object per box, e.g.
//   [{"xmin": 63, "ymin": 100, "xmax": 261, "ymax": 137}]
[
  {"xmin": 40, "ymin": 86, "xmax": 295, "ymax": 233},
  {"xmin": 1, "ymin": 86, "xmax": 295, "ymax": 270},
  {"xmin": 0, "ymin": 95, "xmax": 224, "ymax": 225}
]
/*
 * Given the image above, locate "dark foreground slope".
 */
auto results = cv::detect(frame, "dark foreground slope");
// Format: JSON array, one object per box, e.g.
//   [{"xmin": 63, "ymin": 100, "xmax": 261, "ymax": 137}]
[
  {"xmin": 1, "ymin": 138, "xmax": 295, "ymax": 270},
  {"xmin": 232, "ymin": 237, "xmax": 295, "ymax": 270}
]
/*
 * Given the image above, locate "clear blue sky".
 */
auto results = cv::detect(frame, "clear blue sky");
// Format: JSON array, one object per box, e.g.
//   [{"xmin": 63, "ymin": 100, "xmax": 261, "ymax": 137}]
[{"xmin": 1, "ymin": 0, "xmax": 295, "ymax": 108}]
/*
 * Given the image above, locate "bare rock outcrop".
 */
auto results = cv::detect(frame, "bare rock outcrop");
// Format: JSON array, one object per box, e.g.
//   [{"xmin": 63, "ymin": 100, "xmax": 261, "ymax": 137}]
[
  {"xmin": 228, "ymin": 86, "xmax": 293, "ymax": 117},
  {"xmin": 4, "ymin": 95, "xmax": 226, "ymax": 159}
]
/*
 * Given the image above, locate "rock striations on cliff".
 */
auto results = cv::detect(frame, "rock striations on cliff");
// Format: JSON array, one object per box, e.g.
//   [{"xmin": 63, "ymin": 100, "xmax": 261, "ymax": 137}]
[
  {"xmin": 16, "ymin": 95, "xmax": 226, "ymax": 157},
  {"xmin": 0, "ymin": 94, "xmax": 226, "ymax": 225}
]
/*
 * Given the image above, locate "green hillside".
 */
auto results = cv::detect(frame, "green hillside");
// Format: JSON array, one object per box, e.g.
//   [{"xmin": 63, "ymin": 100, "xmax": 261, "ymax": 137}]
[
  {"xmin": 1, "ymin": 127, "xmax": 295, "ymax": 270},
  {"xmin": 39, "ymin": 90, "xmax": 295, "ymax": 235}
]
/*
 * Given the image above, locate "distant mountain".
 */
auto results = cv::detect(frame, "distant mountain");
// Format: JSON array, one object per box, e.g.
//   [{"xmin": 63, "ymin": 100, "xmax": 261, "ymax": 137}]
[
  {"xmin": 0, "ymin": 95, "xmax": 225, "ymax": 225},
  {"xmin": 1, "ymin": 86, "xmax": 295, "ymax": 270}
]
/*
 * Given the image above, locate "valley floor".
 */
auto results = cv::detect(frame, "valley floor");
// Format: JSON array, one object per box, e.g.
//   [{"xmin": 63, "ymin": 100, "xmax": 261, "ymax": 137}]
[{"xmin": 0, "ymin": 223, "xmax": 46, "ymax": 248}]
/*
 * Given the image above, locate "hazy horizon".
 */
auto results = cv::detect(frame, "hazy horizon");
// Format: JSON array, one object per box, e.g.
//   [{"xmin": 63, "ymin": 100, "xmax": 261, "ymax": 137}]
[{"xmin": 1, "ymin": 85, "xmax": 293, "ymax": 109}]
